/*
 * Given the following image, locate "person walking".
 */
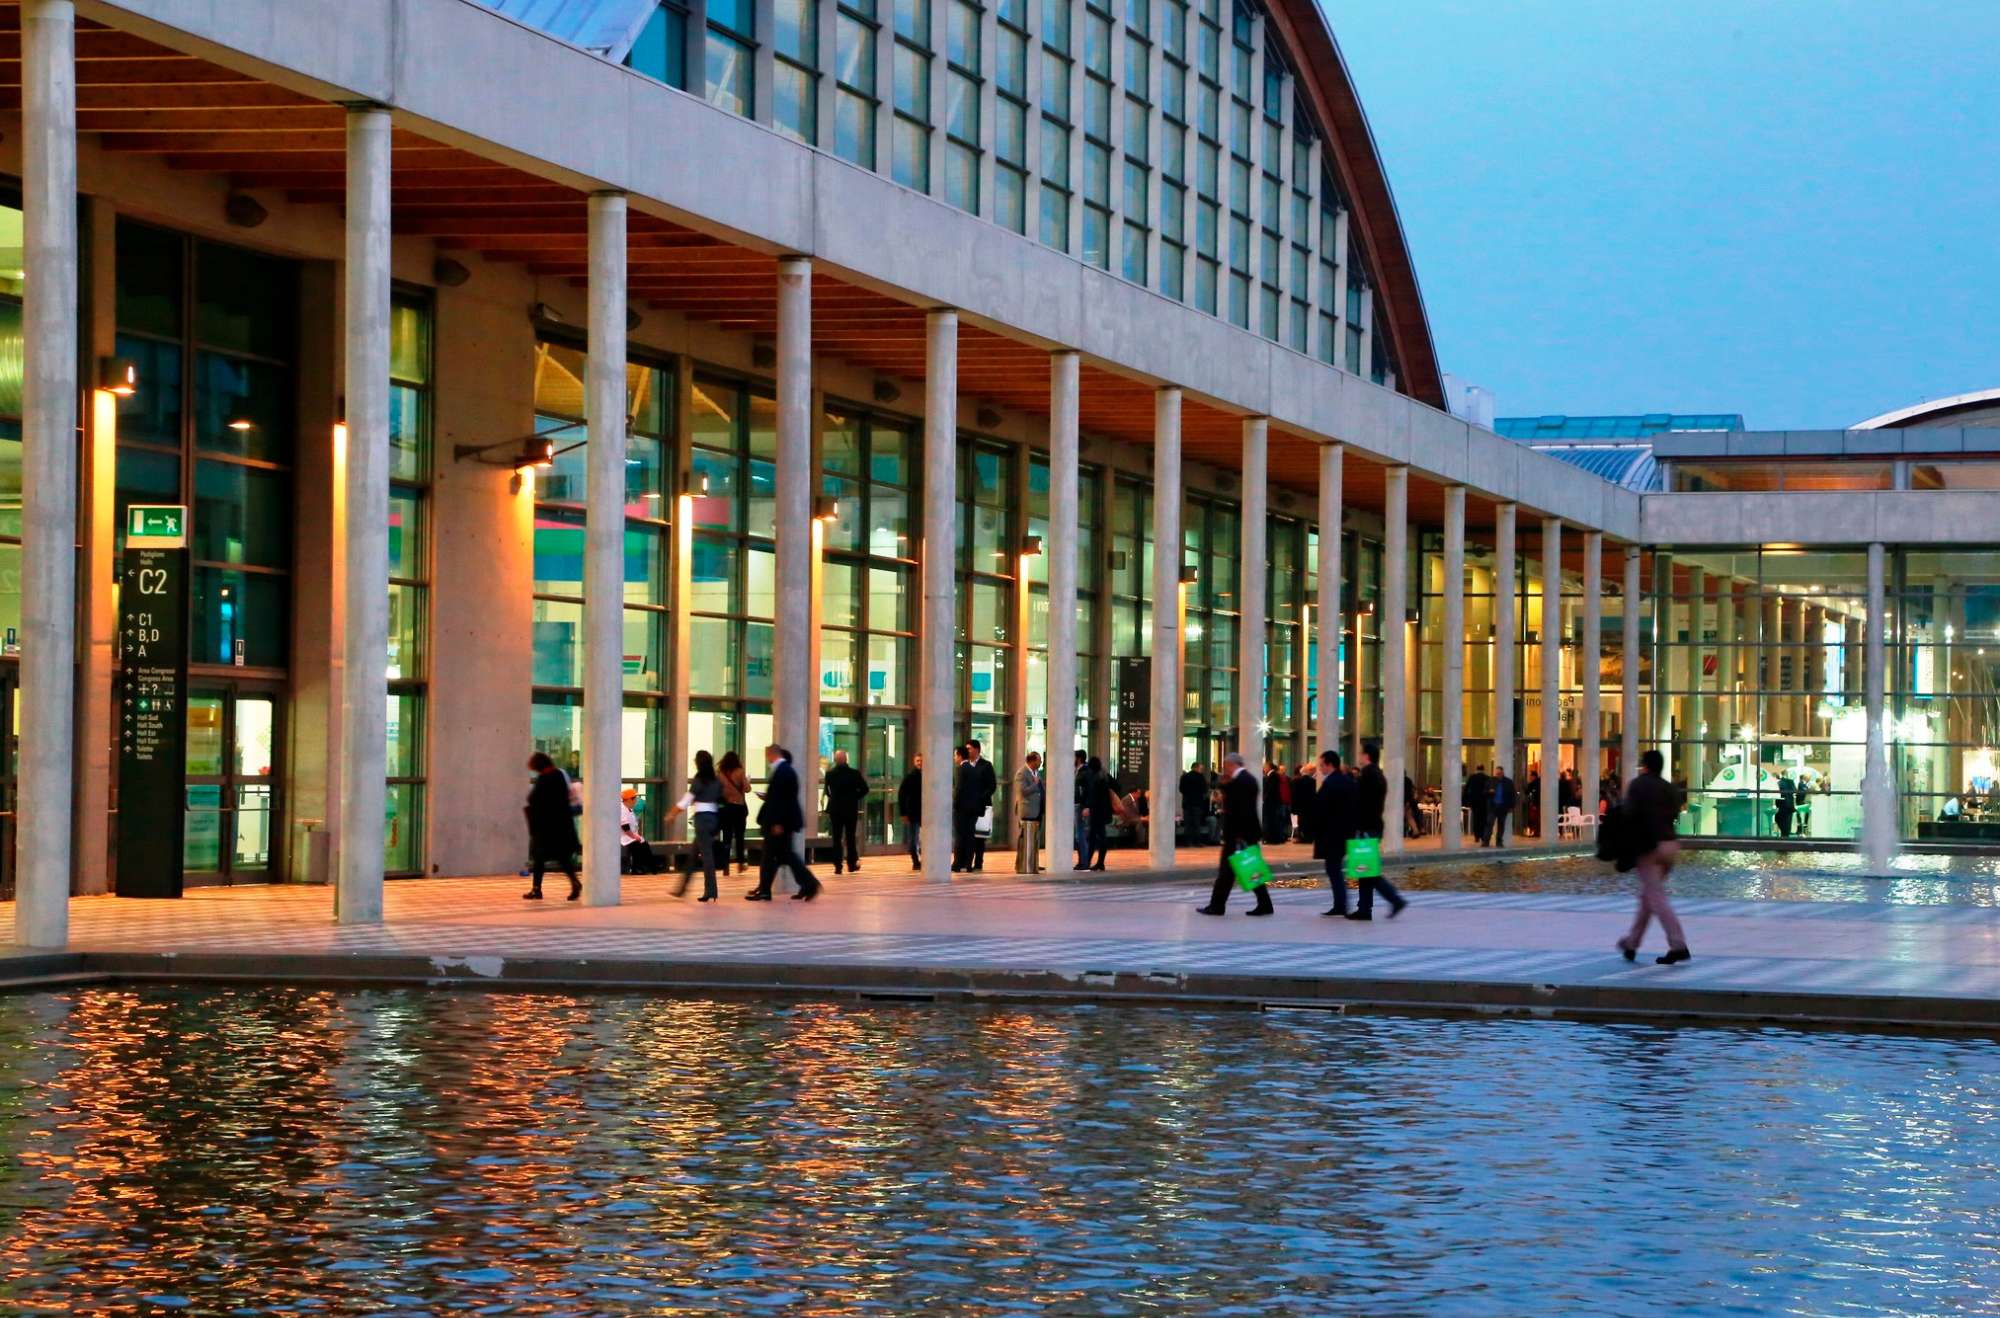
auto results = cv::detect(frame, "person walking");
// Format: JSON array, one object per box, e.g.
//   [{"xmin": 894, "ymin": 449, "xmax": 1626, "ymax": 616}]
[
  {"xmin": 750, "ymin": 745, "xmax": 821, "ymax": 902},
  {"xmin": 1618, "ymin": 749, "xmax": 1691, "ymax": 964},
  {"xmin": 821, "ymin": 748, "xmax": 870, "ymax": 874},
  {"xmin": 1261, "ymin": 760, "xmax": 1291, "ymax": 845},
  {"xmin": 898, "ymin": 753, "xmax": 924, "ymax": 871},
  {"xmin": 1179, "ymin": 762, "xmax": 1212, "ymax": 846},
  {"xmin": 1080, "ymin": 756, "xmax": 1117, "ymax": 871},
  {"xmin": 1489, "ymin": 765, "xmax": 1516, "ymax": 848},
  {"xmin": 1291, "ymin": 761, "xmax": 1319, "ymax": 845},
  {"xmin": 522, "ymin": 751, "xmax": 581, "ymax": 902},
  {"xmin": 1523, "ymin": 768, "xmax": 1543, "ymax": 838},
  {"xmin": 664, "ymin": 750, "xmax": 725, "ymax": 901},
  {"xmin": 1072, "ymin": 748, "xmax": 1090, "ymax": 867},
  {"xmin": 1465, "ymin": 763, "xmax": 1491, "ymax": 847},
  {"xmin": 1197, "ymin": 752, "xmax": 1274, "ymax": 917},
  {"xmin": 1014, "ymin": 751, "xmax": 1045, "ymax": 873},
  {"xmin": 953, "ymin": 739, "xmax": 998, "ymax": 872},
  {"xmin": 716, "ymin": 750, "xmax": 752, "ymax": 874},
  {"xmin": 1347, "ymin": 744, "xmax": 1407, "ymax": 921},
  {"xmin": 1314, "ymin": 749, "xmax": 1355, "ymax": 916}
]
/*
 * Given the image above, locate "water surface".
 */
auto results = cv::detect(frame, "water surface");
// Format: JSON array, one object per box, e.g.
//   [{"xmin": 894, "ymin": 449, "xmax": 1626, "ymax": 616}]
[{"xmin": 0, "ymin": 988, "xmax": 1994, "ymax": 1315}]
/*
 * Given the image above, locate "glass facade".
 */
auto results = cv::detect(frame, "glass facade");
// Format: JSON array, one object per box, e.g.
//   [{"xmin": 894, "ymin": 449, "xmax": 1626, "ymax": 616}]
[
  {"xmin": 614, "ymin": 0, "xmax": 1400, "ymax": 382},
  {"xmin": 531, "ymin": 339, "xmax": 676, "ymax": 837},
  {"xmin": 958, "ymin": 437, "xmax": 1017, "ymax": 791},
  {"xmin": 385, "ymin": 292, "xmax": 432, "ymax": 874},
  {"xmin": 687, "ymin": 373, "xmax": 778, "ymax": 828},
  {"xmin": 819, "ymin": 405, "xmax": 919, "ymax": 841}
]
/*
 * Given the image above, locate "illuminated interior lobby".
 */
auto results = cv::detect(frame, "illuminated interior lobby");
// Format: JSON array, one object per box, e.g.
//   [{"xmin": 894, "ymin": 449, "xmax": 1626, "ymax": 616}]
[{"xmin": 2, "ymin": 0, "xmax": 1996, "ymax": 950}]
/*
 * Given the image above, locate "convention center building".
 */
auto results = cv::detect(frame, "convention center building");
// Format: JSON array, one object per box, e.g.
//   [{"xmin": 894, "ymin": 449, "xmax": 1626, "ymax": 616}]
[{"xmin": 1, "ymin": 0, "xmax": 1995, "ymax": 945}]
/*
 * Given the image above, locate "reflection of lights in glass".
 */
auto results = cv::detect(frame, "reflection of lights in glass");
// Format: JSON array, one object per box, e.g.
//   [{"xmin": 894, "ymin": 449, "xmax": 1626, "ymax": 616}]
[
  {"xmin": 227, "ymin": 419, "xmax": 254, "ymax": 432},
  {"xmin": 1256, "ymin": 720, "xmax": 1272, "ymax": 736},
  {"xmin": 1186, "ymin": 623, "xmax": 1203, "ymax": 640}
]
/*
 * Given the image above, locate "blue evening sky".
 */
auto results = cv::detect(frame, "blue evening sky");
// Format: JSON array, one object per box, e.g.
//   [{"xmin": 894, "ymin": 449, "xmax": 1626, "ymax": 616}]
[{"xmin": 1320, "ymin": 0, "xmax": 1998, "ymax": 428}]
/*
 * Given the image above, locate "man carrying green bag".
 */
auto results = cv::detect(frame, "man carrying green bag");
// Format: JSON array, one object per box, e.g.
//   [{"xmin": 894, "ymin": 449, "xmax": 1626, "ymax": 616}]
[
  {"xmin": 1197, "ymin": 753, "xmax": 1276, "ymax": 917},
  {"xmin": 1345, "ymin": 744, "xmax": 1408, "ymax": 920}
]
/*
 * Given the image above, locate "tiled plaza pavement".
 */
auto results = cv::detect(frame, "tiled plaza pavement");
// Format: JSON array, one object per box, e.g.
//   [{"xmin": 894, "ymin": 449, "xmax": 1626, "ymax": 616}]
[{"xmin": 9, "ymin": 850, "xmax": 2000, "ymax": 1030}]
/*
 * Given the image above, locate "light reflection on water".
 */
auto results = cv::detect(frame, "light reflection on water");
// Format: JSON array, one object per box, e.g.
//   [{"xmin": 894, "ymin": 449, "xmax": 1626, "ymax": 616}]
[{"xmin": 0, "ymin": 987, "xmax": 1995, "ymax": 1315}]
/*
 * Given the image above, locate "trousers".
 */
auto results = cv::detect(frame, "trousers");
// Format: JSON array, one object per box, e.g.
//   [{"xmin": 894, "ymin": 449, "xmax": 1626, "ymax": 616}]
[
  {"xmin": 830, "ymin": 814, "xmax": 861, "ymax": 871},
  {"xmin": 1621, "ymin": 841, "xmax": 1687, "ymax": 952},
  {"xmin": 1015, "ymin": 818, "xmax": 1042, "ymax": 873}
]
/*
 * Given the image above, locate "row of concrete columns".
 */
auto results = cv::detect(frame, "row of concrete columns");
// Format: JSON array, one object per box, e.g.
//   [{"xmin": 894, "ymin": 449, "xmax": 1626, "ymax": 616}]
[{"xmin": 6, "ymin": 0, "xmax": 1905, "ymax": 949}]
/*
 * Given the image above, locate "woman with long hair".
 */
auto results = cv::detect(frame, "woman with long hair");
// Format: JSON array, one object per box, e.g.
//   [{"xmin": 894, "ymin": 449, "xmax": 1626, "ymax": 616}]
[
  {"xmin": 665, "ymin": 749, "xmax": 725, "ymax": 901},
  {"xmin": 715, "ymin": 750, "xmax": 752, "ymax": 874}
]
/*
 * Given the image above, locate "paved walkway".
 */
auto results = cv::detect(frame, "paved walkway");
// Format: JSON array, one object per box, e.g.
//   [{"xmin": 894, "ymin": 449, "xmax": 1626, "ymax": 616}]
[{"xmin": 9, "ymin": 858, "xmax": 2000, "ymax": 1030}]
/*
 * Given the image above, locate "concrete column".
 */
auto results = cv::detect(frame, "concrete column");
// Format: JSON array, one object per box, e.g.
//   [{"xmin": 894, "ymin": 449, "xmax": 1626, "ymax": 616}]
[
  {"xmin": 1580, "ymin": 530, "xmax": 1602, "ymax": 802},
  {"xmin": 1237, "ymin": 418, "xmax": 1267, "ymax": 779},
  {"xmin": 1622, "ymin": 545, "xmax": 1641, "ymax": 781},
  {"xmin": 772, "ymin": 257, "xmax": 814, "ymax": 834},
  {"xmin": 1315, "ymin": 443, "xmax": 1342, "ymax": 754},
  {"xmin": 919, "ymin": 310, "xmax": 959, "ymax": 881},
  {"xmin": 15, "ymin": 0, "xmax": 77, "ymax": 948},
  {"xmin": 1150, "ymin": 387, "xmax": 1183, "ymax": 870},
  {"xmin": 335, "ymin": 104, "xmax": 392, "ymax": 925},
  {"xmin": 1380, "ymin": 465, "xmax": 1407, "ymax": 854},
  {"xmin": 581, "ymin": 191, "xmax": 627, "ymax": 908},
  {"xmin": 1862, "ymin": 542, "xmax": 1896, "ymax": 871},
  {"xmin": 1044, "ymin": 351, "xmax": 1080, "ymax": 870},
  {"xmin": 1493, "ymin": 502, "xmax": 1516, "ymax": 791},
  {"xmin": 1539, "ymin": 516, "xmax": 1561, "ymax": 841},
  {"xmin": 1440, "ymin": 485, "xmax": 1465, "ymax": 847}
]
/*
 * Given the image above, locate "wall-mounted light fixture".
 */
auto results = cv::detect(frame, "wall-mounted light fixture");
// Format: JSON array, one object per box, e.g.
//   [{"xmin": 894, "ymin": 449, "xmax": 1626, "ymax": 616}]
[
  {"xmin": 433, "ymin": 257, "xmax": 472, "ymax": 288},
  {"xmin": 529, "ymin": 301, "xmax": 563, "ymax": 326},
  {"xmin": 1357, "ymin": 600, "xmax": 1377, "ymax": 616},
  {"xmin": 457, "ymin": 422, "xmax": 578, "ymax": 471},
  {"xmin": 1180, "ymin": 565, "xmax": 1199, "ymax": 585},
  {"xmin": 813, "ymin": 495, "xmax": 840, "ymax": 522},
  {"xmin": 97, "ymin": 356, "xmax": 138, "ymax": 396},
  {"xmin": 872, "ymin": 379, "xmax": 901, "ymax": 404},
  {"xmin": 976, "ymin": 405, "xmax": 1004, "ymax": 430},
  {"xmin": 751, "ymin": 341, "xmax": 777, "ymax": 369},
  {"xmin": 1019, "ymin": 535, "xmax": 1043, "ymax": 557}
]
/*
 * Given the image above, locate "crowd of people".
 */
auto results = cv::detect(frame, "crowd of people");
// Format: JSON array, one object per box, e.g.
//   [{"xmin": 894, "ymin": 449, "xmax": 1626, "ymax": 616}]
[{"xmin": 518, "ymin": 739, "xmax": 1692, "ymax": 965}]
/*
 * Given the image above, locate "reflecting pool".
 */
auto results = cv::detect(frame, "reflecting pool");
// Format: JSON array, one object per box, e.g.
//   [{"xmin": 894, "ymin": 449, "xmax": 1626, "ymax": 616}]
[{"xmin": 0, "ymin": 988, "xmax": 1995, "ymax": 1314}]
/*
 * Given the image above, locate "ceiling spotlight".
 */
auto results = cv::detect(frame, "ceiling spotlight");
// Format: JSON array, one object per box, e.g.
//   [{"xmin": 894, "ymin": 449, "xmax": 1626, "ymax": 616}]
[
  {"xmin": 872, "ymin": 379, "xmax": 901, "ymax": 404},
  {"xmin": 626, "ymin": 307, "xmax": 644, "ymax": 333},
  {"xmin": 433, "ymin": 257, "xmax": 472, "ymax": 288},
  {"xmin": 224, "ymin": 192, "xmax": 268, "ymax": 229},
  {"xmin": 976, "ymin": 405, "xmax": 1004, "ymax": 430}
]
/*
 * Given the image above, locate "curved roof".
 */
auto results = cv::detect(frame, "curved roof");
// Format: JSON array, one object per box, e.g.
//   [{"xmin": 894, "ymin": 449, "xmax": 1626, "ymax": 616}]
[
  {"xmin": 1263, "ymin": 0, "xmax": 1443, "ymax": 408},
  {"xmin": 1855, "ymin": 388, "xmax": 2000, "ymax": 429}
]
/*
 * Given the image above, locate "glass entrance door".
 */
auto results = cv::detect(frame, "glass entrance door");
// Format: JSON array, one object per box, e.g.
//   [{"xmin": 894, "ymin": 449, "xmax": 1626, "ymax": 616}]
[{"xmin": 185, "ymin": 684, "xmax": 281, "ymax": 884}]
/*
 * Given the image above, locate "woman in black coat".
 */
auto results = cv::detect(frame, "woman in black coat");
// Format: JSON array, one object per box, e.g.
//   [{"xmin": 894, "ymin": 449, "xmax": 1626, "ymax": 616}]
[{"xmin": 523, "ymin": 751, "xmax": 581, "ymax": 901}]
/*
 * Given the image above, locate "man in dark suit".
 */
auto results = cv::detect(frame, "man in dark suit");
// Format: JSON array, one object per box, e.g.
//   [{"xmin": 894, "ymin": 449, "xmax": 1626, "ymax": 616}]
[
  {"xmin": 821, "ymin": 748, "xmax": 869, "ymax": 874},
  {"xmin": 1196, "ymin": 752, "xmax": 1274, "ymax": 917},
  {"xmin": 897, "ymin": 753, "xmax": 923, "ymax": 871},
  {"xmin": 1347, "ymin": 744, "xmax": 1406, "ymax": 920},
  {"xmin": 953, "ymin": 739, "xmax": 998, "ymax": 872},
  {"xmin": 751, "ymin": 744, "xmax": 821, "ymax": 901},
  {"xmin": 1314, "ymin": 750, "xmax": 1355, "ymax": 916},
  {"xmin": 1464, "ymin": 763, "xmax": 1491, "ymax": 846}
]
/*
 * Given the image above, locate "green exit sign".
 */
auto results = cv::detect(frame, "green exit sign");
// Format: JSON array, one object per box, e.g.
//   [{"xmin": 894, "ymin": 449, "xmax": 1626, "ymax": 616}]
[{"xmin": 127, "ymin": 504, "xmax": 186, "ymax": 546}]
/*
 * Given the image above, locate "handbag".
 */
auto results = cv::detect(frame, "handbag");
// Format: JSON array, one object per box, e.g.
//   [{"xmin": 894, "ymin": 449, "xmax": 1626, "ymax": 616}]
[
  {"xmin": 1344, "ymin": 835, "xmax": 1382, "ymax": 879},
  {"xmin": 1227, "ymin": 843, "xmax": 1273, "ymax": 891},
  {"xmin": 975, "ymin": 807, "xmax": 994, "ymax": 838}
]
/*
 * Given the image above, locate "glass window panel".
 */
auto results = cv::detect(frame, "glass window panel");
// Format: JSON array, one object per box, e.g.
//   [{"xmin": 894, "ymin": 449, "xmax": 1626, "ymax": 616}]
[
  {"xmin": 823, "ymin": 560, "xmax": 862, "ymax": 628},
  {"xmin": 191, "ymin": 568, "xmax": 288, "ymax": 668},
  {"xmin": 194, "ymin": 240, "xmax": 296, "ymax": 359},
  {"xmin": 946, "ymin": 69, "xmax": 979, "ymax": 139},
  {"xmin": 194, "ymin": 352, "xmax": 293, "ymax": 462},
  {"xmin": 837, "ymin": 13, "xmax": 876, "ymax": 85},
  {"xmin": 1041, "ymin": 52, "xmax": 1071, "ymax": 119},
  {"xmin": 533, "ymin": 597, "xmax": 585, "ymax": 687},
  {"xmin": 997, "ymin": 29, "xmax": 1026, "ymax": 95},
  {"xmin": 944, "ymin": 141, "xmax": 979, "ymax": 211},
  {"xmin": 896, "ymin": 0, "xmax": 930, "ymax": 42},
  {"xmin": 193, "ymin": 460, "xmax": 290, "ymax": 569},
  {"xmin": 690, "ymin": 616, "xmax": 741, "ymax": 696},
  {"xmin": 776, "ymin": 0, "xmax": 817, "ymax": 59},
  {"xmin": 623, "ymin": 608, "xmax": 667, "ymax": 692},
  {"xmin": 948, "ymin": 0, "xmax": 979, "ymax": 68},
  {"xmin": 388, "ymin": 582, "xmax": 425, "ymax": 680},
  {"xmin": 711, "ymin": 0, "xmax": 754, "ymax": 33},
  {"xmin": 995, "ymin": 164, "xmax": 1027, "ymax": 232},
  {"xmin": 834, "ymin": 89, "xmax": 878, "ymax": 167},
  {"xmin": 774, "ymin": 60, "xmax": 817, "ymax": 143},
  {"xmin": 705, "ymin": 32, "xmax": 753, "ymax": 116},
  {"xmin": 870, "ymin": 565, "xmax": 913, "ymax": 631},
  {"xmin": 534, "ymin": 507, "xmax": 586, "ymax": 596},
  {"xmin": 1040, "ymin": 183, "xmax": 1070, "ymax": 250},
  {"xmin": 116, "ymin": 222, "xmax": 183, "ymax": 340},
  {"xmin": 388, "ymin": 487, "xmax": 423, "ymax": 580},
  {"xmin": 1041, "ymin": 117, "xmax": 1071, "ymax": 184},
  {"xmin": 894, "ymin": 114, "xmax": 930, "ymax": 190}
]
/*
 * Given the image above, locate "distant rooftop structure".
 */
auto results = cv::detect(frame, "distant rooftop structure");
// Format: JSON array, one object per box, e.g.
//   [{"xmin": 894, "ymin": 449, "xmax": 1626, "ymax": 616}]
[{"xmin": 1493, "ymin": 413, "xmax": 1745, "ymax": 441}]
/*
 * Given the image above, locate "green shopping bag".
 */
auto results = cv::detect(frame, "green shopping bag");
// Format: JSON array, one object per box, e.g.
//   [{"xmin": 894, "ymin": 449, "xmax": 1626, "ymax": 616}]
[
  {"xmin": 1344, "ymin": 836, "xmax": 1382, "ymax": 880},
  {"xmin": 1227, "ymin": 843, "xmax": 1273, "ymax": 891}
]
